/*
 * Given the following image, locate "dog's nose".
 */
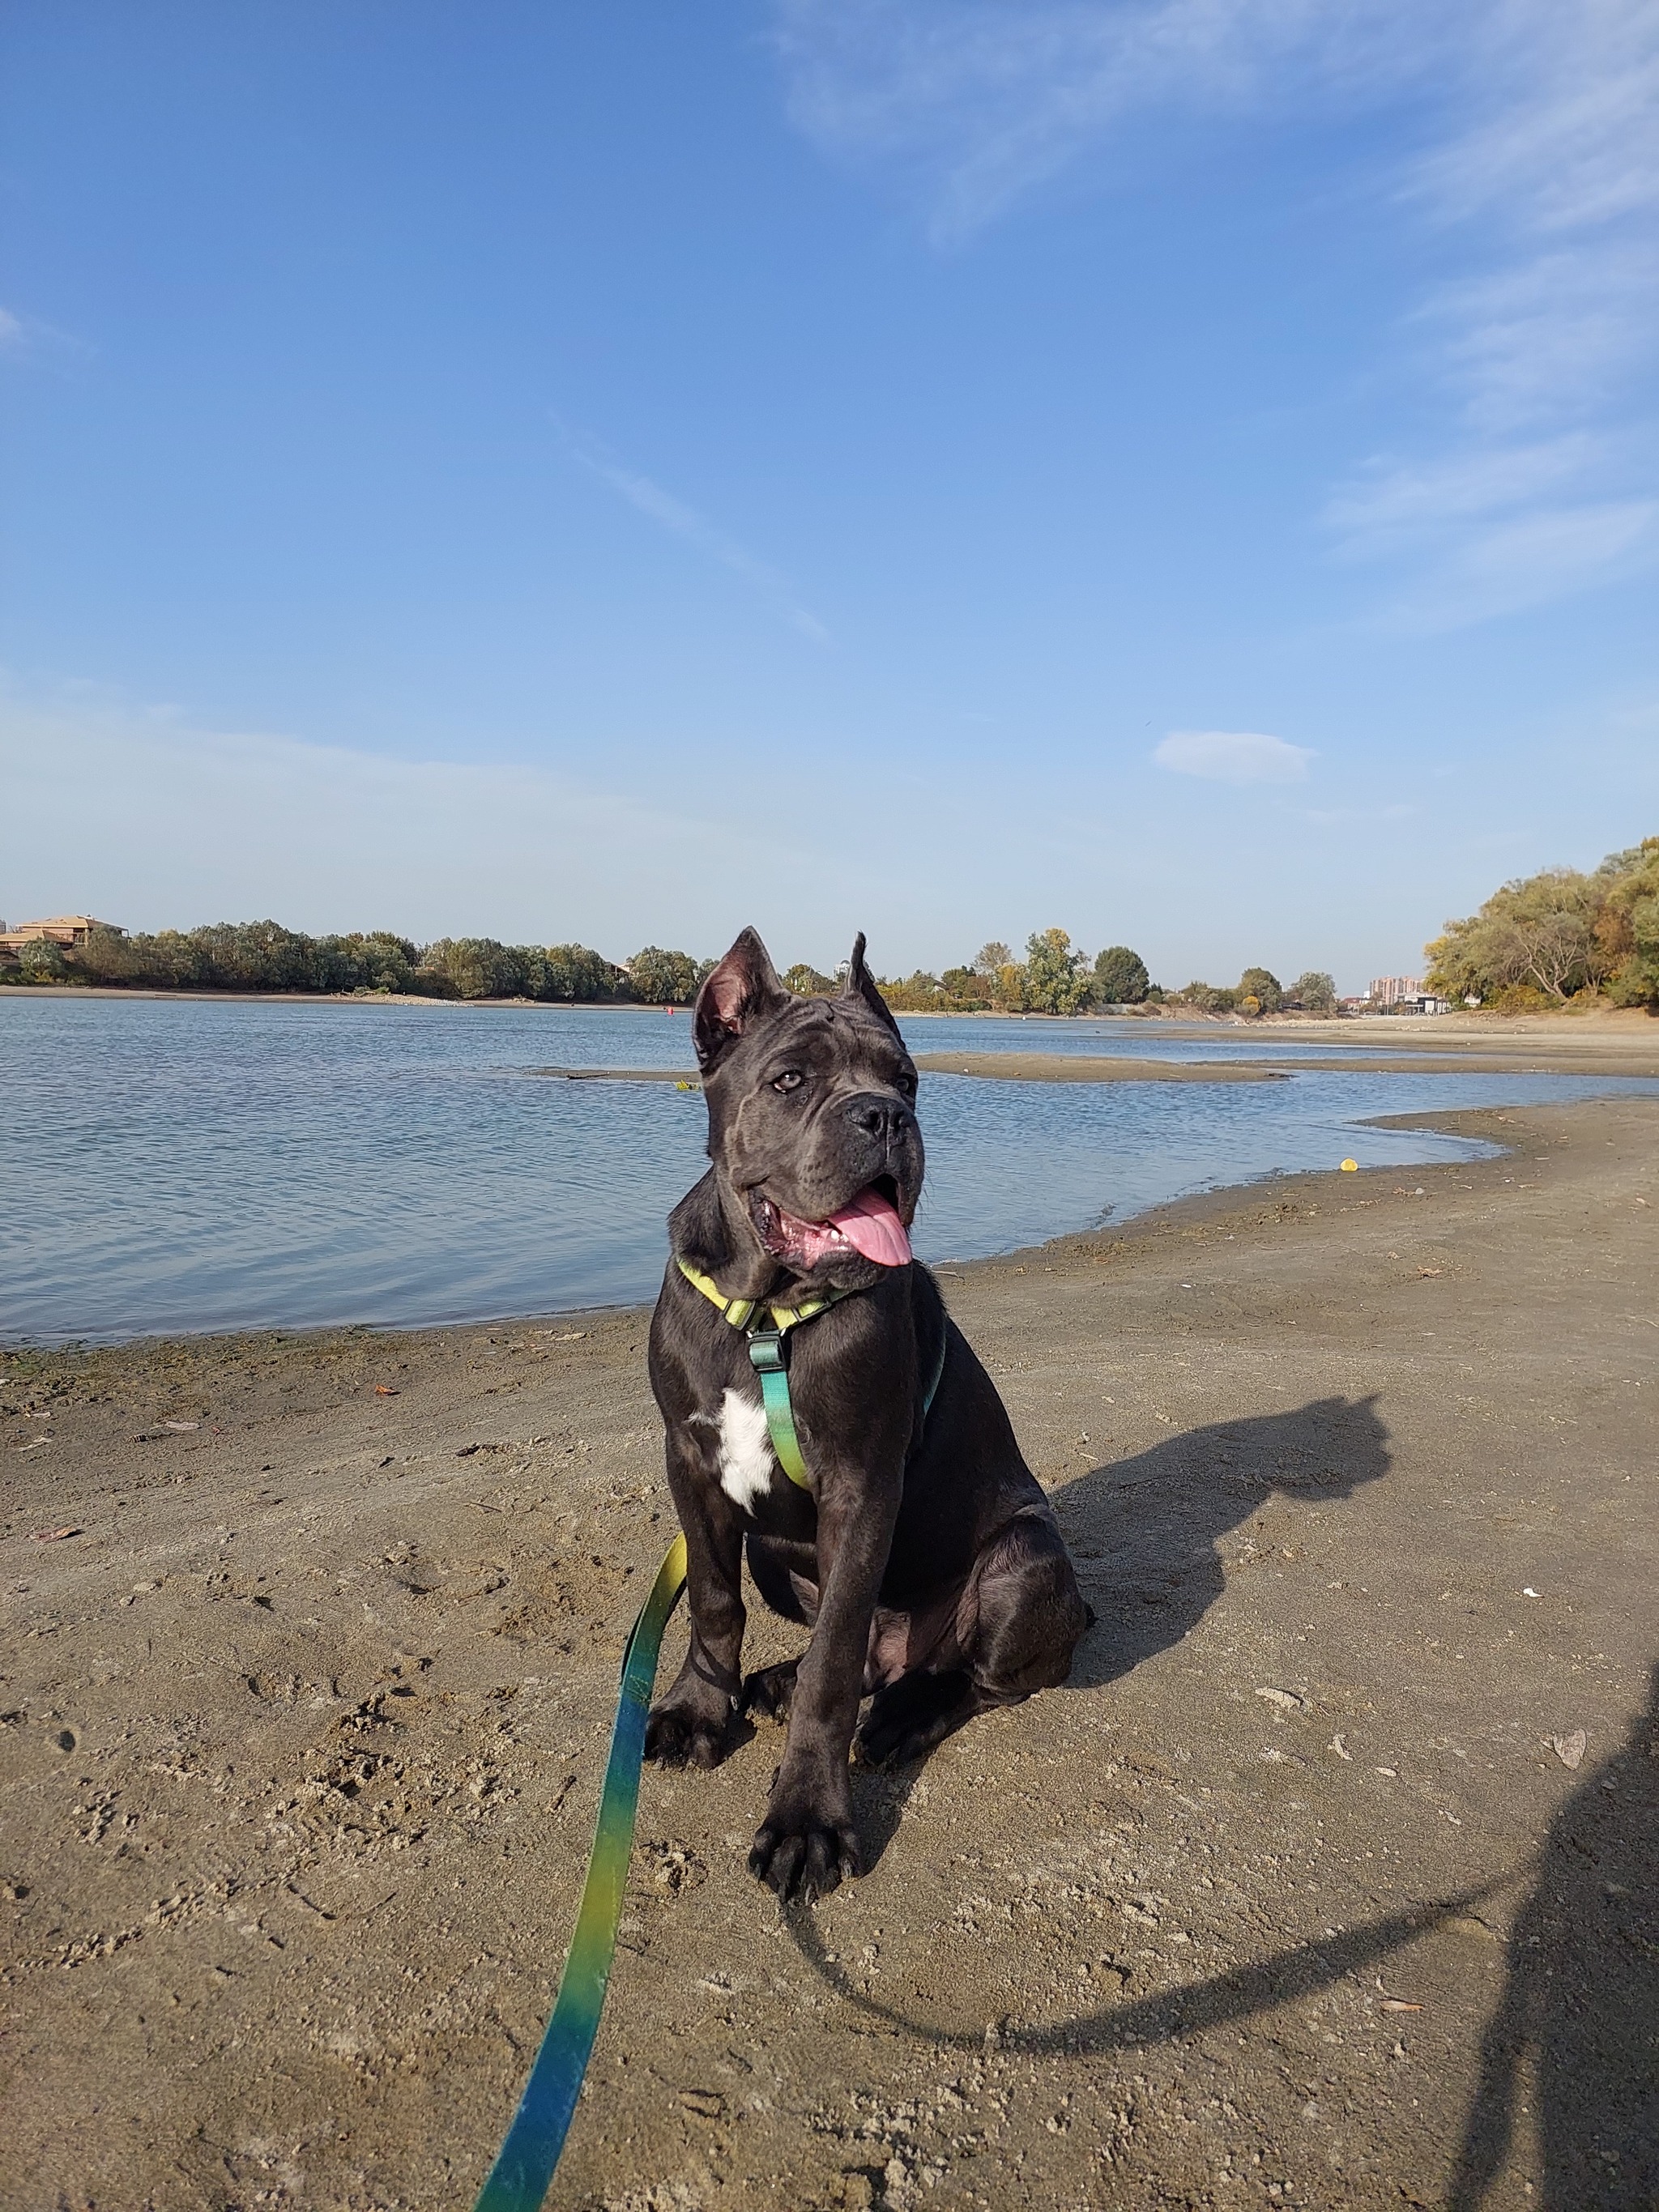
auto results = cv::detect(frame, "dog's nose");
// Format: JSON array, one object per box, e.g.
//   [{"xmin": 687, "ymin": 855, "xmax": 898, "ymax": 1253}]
[{"xmin": 844, "ymin": 1093, "xmax": 913, "ymax": 1143}]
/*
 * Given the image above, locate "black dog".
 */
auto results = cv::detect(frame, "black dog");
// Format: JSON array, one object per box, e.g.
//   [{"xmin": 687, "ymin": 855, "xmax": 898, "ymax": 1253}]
[{"xmin": 646, "ymin": 928, "xmax": 1090, "ymax": 1900}]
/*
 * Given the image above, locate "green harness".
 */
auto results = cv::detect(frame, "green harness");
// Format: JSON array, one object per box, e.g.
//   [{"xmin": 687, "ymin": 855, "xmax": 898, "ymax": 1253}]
[
  {"xmin": 676, "ymin": 1255, "xmax": 948, "ymax": 1486},
  {"xmin": 676, "ymin": 1258, "xmax": 852, "ymax": 1485}
]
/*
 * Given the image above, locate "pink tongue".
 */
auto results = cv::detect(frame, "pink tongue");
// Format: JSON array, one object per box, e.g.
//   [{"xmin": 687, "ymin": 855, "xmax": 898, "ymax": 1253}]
[{"xmin": 827, "ymin": 1187, "xmax": 913, "ymax": 1268}]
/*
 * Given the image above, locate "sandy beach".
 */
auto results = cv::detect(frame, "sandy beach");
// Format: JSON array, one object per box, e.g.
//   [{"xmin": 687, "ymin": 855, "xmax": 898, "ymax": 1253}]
[{"xmin": 3, "ymin": 1088, "xmax": 1656, "ymax": 2210}]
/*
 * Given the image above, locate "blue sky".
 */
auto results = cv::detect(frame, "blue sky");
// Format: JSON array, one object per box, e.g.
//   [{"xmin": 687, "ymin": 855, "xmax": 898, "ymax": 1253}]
[{"xmin": 2, "ymin": 0, "xmax": 1655, "ymax": 991}]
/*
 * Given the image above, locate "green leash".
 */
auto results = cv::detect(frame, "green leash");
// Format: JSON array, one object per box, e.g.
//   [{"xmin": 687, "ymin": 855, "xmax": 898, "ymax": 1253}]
[
  {"xmin": 473, "ymin": 1262, "xmax": 945, "ymax": 2208},
  {"xmin": 471, "ymin": 1536, "xmax": 686, "ymax": 2212}
]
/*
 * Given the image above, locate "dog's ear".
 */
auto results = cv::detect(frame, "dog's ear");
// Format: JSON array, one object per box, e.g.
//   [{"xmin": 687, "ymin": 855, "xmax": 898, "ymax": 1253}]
[
  {"xmin": 694, "ymin": 927, "xmax": 788, "ymax": 1072},
  {"xmin": 839, "ymin": 931, "xmax": 902, "ymax": 1038}
]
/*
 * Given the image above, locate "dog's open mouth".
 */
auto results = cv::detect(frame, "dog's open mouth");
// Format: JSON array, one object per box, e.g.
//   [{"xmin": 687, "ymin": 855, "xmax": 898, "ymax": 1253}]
[{"xmin": 751, "ymin": 1178, "xmax": 912, "ymax": 1270}]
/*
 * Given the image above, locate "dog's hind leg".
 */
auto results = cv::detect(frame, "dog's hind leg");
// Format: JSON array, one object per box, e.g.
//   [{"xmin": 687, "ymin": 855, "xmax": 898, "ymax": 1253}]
[
  {"xmin": 857, "ymin": 1511, "xmax": 1090, "ymax": 1768},
  {"xmin": 856, "ymin": 1667, "xmax": 978, "ymax": 1766}
]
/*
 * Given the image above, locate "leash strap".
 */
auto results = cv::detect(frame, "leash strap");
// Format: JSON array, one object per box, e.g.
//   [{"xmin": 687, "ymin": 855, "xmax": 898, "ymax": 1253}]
[{"xmin": 471, "ymin": 1534, "xmax": 688, "ymax": 2212}]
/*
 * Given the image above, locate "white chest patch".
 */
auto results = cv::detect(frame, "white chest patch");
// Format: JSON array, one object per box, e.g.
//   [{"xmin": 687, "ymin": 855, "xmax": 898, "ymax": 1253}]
[{"xmin": 714, "ymin": 1387, "xmax": 777, "ymax": 1511}]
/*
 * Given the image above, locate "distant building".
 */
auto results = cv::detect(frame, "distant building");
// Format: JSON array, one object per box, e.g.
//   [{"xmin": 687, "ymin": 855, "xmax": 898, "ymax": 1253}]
[
  {"xmin": 0, "ymin": 914, "xmax": 123, "ymax": 963},
  {"xmin": 1362, "ymin": 974, "xmax": 1453, "ymax": 1014},
  {"xmin": 1368, "ymin": 974, "xmax": 1423, "ymax": 1006}
]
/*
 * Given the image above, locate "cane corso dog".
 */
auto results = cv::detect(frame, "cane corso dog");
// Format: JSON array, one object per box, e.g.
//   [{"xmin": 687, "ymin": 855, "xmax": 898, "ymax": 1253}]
[{"xmin": 646, "ymin": 927, "xmax": 1090, "ymax": 1900}]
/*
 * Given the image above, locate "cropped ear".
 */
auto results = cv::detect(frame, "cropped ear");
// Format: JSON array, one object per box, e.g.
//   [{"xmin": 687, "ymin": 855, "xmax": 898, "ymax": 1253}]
[
  {"xmin": 693, "ymin": 927, "xmax": 787, "ymax": 1072},
  {"xmin": 839, "ymin": 931, "xmax": 902, "ymax": 1038}
]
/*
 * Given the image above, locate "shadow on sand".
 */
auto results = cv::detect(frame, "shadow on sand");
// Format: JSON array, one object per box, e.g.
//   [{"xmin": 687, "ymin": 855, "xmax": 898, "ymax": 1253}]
[
  {"xmin": 845, "ymin": 1393, "xmax": 1392, "ymax": 1873},
  {"xmin": 801, "ymin": 1396, "xmax": 1526, "ymax": 2087},
  {"xmin": 1448, "ymin": 1664, "xmax": 1659, "ymax": 2210},
  {"xmin": 1057, "ymin": 1392, "xmax": 1391, "ymax": 1686},
  {"xmin": 808, "ymin": 1407, "xmax": 1654, "ymax": 2211}
]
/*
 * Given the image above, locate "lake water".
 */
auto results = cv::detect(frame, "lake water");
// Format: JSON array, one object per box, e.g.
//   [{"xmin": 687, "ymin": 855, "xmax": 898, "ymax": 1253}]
[{"xmin": 4, "ymin": 995, "xmax": 1655, "ymax": 1345}]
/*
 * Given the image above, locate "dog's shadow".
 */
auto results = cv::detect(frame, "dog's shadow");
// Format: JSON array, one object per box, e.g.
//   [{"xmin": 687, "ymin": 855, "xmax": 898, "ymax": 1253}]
[
  {"xmin": 847, "ymin": 1394, "xmax": 1392, "ymax": 1871},
  {"xmin": 1058, "ymin": 1392, "xmax": 1391, "ymax": 1688}
]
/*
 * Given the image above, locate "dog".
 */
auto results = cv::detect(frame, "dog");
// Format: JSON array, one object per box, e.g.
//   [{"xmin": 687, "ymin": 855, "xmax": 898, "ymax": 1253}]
[{"xmin": 646, "ymin": 927, "xmax": 1091, "ymax": 1900}]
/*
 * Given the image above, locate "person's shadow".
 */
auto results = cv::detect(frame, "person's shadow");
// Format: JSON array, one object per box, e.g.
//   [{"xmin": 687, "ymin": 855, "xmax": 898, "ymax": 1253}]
[
  {"xmin": 848, "ymin": 1394, "xmax": 1392, "ymax": 1868},
  {"xmin": 1448, "ymin": 1664, "xmax": 1659, "ymax": 2210},
  {"xmin": 1056, "ymin": 1392, "xmax": 1392, "ymax": 1686}
]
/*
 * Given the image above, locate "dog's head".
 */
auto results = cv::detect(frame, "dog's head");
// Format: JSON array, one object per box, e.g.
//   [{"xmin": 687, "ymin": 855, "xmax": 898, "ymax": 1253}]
[{"xmin": 693, "ymin": 927, "xmax": 923, "ymax": 1285}]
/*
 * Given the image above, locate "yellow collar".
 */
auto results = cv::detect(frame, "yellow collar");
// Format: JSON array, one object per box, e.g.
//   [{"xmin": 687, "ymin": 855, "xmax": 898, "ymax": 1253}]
[{"xmin": 676, "ymin": 1257, "xmax": 851, "ymax": 1334}]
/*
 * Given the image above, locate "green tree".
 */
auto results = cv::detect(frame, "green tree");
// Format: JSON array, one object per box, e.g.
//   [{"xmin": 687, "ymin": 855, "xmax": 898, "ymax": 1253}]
[
  {"xmin": 70, "ymin": 926, "xmax": 153, "ymax": 985},
  {"xmin": 1236, "ymin": 965, "xmax": 1282, "ymax": 1015},
  {"xmin": 629, "ymin": 947, "xmax": 706, "ymax": 1004},
  {"xmin": 1426, "ymin": 868, "xmax": 1609, "ymax": 1004},
  {"xmin": 782, "ymin": 961, "xmax": 838, "ymax": 997},
  {"xmin": 1179, "ymin": 981, "xmax": 1236, "ymax": 1013},
  {"xmin": 1093, "ymin": 944, "xmax": 1149, "ymax": 1004},
  {"xmin": 1600, "ymin": 837, "xmax": 1659, "ymax": 1008},
  {"xmin": 975, "ymin": 942, "xmax": 1013, "ymax": 974},
  {"xmin": 418, "ymin": 938, "xmax": 526, "ymax": 999},
  {"xmin": 311, "ymin": 932, "xmax": 419, "ymax": 993},
  {"xmin": 1290, "ymin": 970, "xmax": 1337, "ymax": 1015},
  {"xmin": 1024, "ymin": 927, "xmax": 1093, "ymax": 1015},
  {"xmin": 185, "ymin": 920, "xmax": 318, "ymax": 990},
  {"xmin": 876, "ymin": 970, "xmax": 945, "ymax": 1012},
  {"xmin": 939, "ymin": 965, "xmax": 991, "ymax": 1008},
  {"xmin": 16, "ymin": 935, "xmax": 66, "ymax": 981},
  {"xmin": 533, "ymin": 944, "xmax": 625, "ymax": 1001}
]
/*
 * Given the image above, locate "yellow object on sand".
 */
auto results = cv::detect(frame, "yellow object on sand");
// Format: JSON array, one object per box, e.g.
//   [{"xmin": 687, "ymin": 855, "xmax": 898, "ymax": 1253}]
[{"xmin": 1340, "ymin": 1158, "xmax": 1359, "ymax": 1172}]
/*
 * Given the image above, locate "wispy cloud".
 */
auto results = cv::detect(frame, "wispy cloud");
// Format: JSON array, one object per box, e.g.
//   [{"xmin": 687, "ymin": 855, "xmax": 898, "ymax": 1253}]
[
  {"xmin": 770, "ymin": 1, "xmax": 1453, "ymax": 245},
  {"xmin": 1154, "ymin": 729, "xmax": 1314, "ymax": 784},
  {"xmin": 560, "ymin": 423, "xmax": 829, "ymax": 642},
  {"xmin": 1323, "ymin": 429, "xmax": 1658, "ymax": 624},
  {"xmin": 769, "ymin": 0, "xmax": 1659, "ymax": 624},
  {"xmin": 0, "ymin": 304, "xmax": 87, "ymax": 364},
  {"xmin": 0, "ymin": 681, "xmax": 821, "ymax": 948}
]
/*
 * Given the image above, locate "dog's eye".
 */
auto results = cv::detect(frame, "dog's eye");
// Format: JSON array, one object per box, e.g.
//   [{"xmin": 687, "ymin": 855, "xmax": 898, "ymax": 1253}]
[
  {"xmin": 896, "ymin": 1071, "xmax": 917, "ymax": 1095},
  {"xmin": 771, "ymin": 1070, "xmax": 804, "ymax": 1093}
]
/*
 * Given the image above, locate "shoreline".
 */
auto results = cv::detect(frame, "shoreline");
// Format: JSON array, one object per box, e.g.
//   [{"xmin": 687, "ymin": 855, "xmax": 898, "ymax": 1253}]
[
  {"xmin": 5, "ymin": 1092, "xmax": 1654, "ymax": 2209},
  {"xmin": 9, "ymin": 1023, "xmax": 1659, "ymax": 1351},
  {"xmin": 0, "ymin": 1101, "xmax": 1553, "ymax": 1363},
  {"xmin": 6, "ymin": 980, "xmax": 1653, "ymax": 1034}
]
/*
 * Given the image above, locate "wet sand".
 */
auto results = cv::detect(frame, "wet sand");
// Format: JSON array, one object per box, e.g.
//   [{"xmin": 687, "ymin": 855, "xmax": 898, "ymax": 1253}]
[{"xmin": 3, "ymin": 1098, "xmax": 1656, "ymax": 2210}]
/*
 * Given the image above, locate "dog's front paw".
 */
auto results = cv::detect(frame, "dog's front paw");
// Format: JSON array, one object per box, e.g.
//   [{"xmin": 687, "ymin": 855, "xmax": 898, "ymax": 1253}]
[
  {"xmin": 738, "ymin": 1659, "xmax": 799, "ymax": 1724},
  {"xmin": 747, "ymin": 1802, "xmax": 862, "ymax": 1902},
  {"xmin": 645, "ymin": 1701, "xmax": 732, "ymax": 1771}
]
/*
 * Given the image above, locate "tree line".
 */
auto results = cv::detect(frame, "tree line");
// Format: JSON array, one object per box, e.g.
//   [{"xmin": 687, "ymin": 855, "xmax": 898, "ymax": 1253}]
[
  {"xmin": 14, "ymin": 847, "xmax": 1653, "ymax": 1014},
  {"xmin": 796, "ymin": 931, "xmax": 1337, "ymax": 1018},
  {"xmin": 0, "ymin": 920, "xmax": 710, "ymax": 1004},
  {"xmin": 1, "ymin": 916, "xmax": 1343, "ymax": 1017},
  {"xmin": 1424, "ymin": 838, "xmax": 1659, "ymax": 1010}
]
